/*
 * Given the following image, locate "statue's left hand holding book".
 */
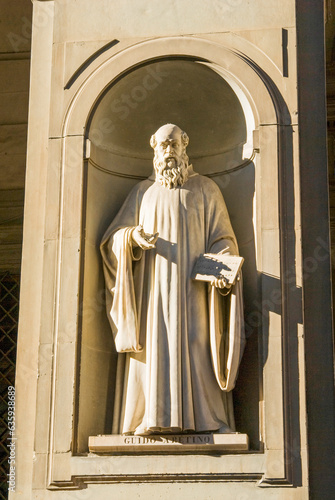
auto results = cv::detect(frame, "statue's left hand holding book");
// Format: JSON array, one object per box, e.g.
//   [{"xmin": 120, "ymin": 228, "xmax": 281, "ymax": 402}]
[{"xmin": 192, "ymin": 253, "xmax": 244, "ymax": 286}]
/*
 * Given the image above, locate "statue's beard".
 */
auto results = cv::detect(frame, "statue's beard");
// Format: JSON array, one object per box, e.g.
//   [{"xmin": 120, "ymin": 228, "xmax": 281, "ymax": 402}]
[{"xmin": 154, "ymin": 152, "xmax": 189, "ymax": 189}]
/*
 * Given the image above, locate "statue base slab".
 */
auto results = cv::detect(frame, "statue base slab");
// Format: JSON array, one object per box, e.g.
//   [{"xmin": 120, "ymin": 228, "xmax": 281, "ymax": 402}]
[{"xmin": 88, "ymin": 433, "xmax": 249, "ymax": 453}]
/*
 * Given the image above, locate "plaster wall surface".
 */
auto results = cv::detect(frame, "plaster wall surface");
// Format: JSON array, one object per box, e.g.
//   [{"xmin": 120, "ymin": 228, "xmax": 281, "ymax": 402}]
[{"xmin": 52, "ymin": 0, "xmax": 295, "ymax": 41}]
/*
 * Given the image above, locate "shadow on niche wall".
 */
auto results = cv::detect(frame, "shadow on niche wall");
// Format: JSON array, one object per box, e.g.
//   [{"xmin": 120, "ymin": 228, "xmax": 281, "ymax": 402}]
[{"xmin": 214, "ymin": 160, "xmax": 259, "ymax": 449}]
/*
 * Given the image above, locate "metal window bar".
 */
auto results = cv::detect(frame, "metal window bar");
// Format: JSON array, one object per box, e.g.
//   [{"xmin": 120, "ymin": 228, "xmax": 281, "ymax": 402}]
[{"xmin": 0, "ymin": 273, "xmax": 19, "ymax": 500}]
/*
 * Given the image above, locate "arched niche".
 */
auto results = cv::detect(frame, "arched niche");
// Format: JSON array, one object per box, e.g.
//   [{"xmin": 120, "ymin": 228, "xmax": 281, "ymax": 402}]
[
  {"xmin": 44, "ymin": 35, "xmax": 296, "ymax": 486},
  {"xmin": 76, "ymin": 57, "xmax": 259, "ymax": 452}
]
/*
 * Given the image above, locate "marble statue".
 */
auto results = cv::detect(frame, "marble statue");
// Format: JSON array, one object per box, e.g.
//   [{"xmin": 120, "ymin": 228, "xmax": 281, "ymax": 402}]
[{"xmin": 101, "ymin": 124, "xmax": 245, "ymax": 436}]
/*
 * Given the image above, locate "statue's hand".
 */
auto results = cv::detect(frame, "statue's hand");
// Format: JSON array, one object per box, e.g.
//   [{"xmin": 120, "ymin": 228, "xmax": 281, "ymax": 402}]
[
  {"xmin": 132, "ymin": 225, "xmax": 159, "ymax": 250},
  {"xmin": 211, "ymin": 277, "xmax": 232, "ymax": 291}
]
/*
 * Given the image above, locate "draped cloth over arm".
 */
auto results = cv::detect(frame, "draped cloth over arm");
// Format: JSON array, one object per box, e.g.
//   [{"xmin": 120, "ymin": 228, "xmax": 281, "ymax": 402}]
[
  {"xmin": 209, "ymin": 280, "xmax": 245, "ymax": 391},
  {"xmin": 100, "ymin": 188, "xmax": 144, "ymax": 353}
]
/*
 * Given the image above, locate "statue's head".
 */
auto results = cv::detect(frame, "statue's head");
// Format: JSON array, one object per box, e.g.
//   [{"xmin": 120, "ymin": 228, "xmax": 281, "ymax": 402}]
[{"xmin": 150, "ymin": 124, "xmax": 190, "ymax": 189}]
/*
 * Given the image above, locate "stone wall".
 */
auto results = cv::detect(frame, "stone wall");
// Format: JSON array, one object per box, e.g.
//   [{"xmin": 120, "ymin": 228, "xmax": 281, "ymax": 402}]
[{"xmin": 3, "ymin": 1, "xmax": 335, "ymax": 499}]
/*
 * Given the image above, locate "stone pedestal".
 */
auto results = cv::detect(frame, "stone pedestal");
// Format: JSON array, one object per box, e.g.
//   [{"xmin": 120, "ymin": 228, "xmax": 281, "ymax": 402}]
[{"xmin": 89, "ymin": 433, "xmax": 249, "ymax": 453}]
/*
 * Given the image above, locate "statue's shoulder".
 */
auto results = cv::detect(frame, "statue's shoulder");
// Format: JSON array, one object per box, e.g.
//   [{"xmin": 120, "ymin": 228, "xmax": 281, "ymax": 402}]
[
  {"xmin": 128, "ymin": 177, "xmax": 154, "ymax": 195},
  {"xmin": 190, "ymin": 173, "xmax": 222, "ymax": 196}
]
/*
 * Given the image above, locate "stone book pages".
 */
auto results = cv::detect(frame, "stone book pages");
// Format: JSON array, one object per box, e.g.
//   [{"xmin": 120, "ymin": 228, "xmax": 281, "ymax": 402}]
[{"xmin": 191, "ymin": 254, "xmax": 244, "ymax": 285}]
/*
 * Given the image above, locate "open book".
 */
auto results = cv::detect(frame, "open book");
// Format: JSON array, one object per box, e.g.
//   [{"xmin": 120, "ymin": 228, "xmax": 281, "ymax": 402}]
[{"xmin": 191, "ymin": 253, "xmax": 244, "ymax": 285}]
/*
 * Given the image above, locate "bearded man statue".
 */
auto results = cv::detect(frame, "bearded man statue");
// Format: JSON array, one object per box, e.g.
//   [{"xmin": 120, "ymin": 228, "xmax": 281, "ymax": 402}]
[{"xmin": 101, "ymin": 123, "xmax": 245, "ymax": 436}]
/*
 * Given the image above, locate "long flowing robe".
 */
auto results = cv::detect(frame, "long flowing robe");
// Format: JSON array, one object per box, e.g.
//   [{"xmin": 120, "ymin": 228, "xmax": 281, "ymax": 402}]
[{"xmin": 101, "ymin": 168, "xmax": 245, "ymax": 435}]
